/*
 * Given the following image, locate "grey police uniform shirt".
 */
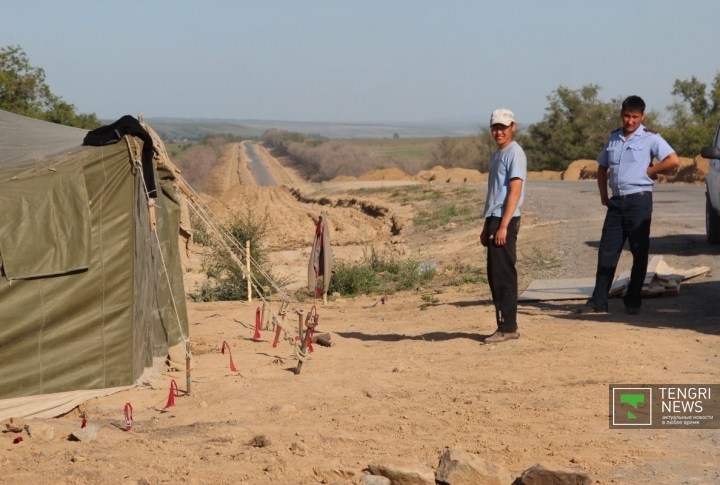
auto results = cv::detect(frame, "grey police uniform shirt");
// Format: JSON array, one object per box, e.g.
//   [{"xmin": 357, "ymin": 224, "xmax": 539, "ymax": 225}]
[
  {"xmin": 483, "ymin": 141, "xmax": 527, "ymax": 218},
  {"xmin": 597, "ymin": 124, "xmax": 675, "ymax": 197}
]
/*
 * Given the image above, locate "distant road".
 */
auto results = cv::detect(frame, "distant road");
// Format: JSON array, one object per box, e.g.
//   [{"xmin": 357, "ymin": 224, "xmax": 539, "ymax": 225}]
[{"xmin": 244, "ymin": 142, "xmax": 276, "ymax": 186}]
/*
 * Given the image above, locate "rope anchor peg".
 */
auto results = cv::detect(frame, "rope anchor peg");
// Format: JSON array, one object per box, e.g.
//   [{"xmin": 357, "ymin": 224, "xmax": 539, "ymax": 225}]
[
  {"xmin": 295, "ymin": 306, "xmax": 320, "ymax": 375},
  {"xmin": 221, "ymin": 340, "xmax": 238, "ymax": 372}
]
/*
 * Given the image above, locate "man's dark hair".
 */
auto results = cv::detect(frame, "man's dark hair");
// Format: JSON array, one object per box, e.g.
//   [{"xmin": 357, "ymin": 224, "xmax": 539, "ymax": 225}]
[{"xmin": 621, "ymin": 95, "xmax": 645, "ymax": 113}]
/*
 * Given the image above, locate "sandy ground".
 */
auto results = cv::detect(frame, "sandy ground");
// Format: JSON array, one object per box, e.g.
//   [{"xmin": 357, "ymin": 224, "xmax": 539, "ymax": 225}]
[{"xmin": 2, "ymin": 149, "xmax": 719, "ymax": 485}]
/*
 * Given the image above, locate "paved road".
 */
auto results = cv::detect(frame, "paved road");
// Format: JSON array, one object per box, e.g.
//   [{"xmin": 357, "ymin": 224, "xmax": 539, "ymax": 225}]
[
  {"xmin": 524, "ymin": 180, "xmax": 711, "ymax": 261},
  {"xmin": 517, "ymin": 180, "xmax": 720, "ymax": 328},
  {"xmin": 244, "ymin": 142, "xmax": 276, "ymax": 186}
]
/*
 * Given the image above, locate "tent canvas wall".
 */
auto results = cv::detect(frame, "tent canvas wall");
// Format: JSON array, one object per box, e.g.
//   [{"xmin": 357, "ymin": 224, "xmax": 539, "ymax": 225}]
[{"xmin": 0, "ymin": 109, "xmax": 189, "ymax": 408}]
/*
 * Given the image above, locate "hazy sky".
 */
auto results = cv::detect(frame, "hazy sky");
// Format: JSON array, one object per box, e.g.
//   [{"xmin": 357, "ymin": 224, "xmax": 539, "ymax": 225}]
[{"xmin": 1, "ymin": 0, "xmax": 718, "ymax": 124}]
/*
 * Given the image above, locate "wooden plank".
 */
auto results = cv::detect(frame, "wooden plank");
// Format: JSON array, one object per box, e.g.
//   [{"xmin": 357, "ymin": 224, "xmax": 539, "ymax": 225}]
[
  {"xmin": 662, "ymin": 282, "xmax": 681, "ymax": 296},
  {"xmin": 643, "ymin": 255, "xmax": 663, "ymax": 287},
  {"xmin": 670, "ymin": 266, "xmax": 710, "ymax": 281},
  {"xmin": 519, "ymin": 278, "xmax": 597, "ymax": 301},
  {"xmin": 643, "ymin": 277, "xmax": 666, "ymax": 295},
  {"xmin": 658, "ymin": 278, "xmax": 679, "ymax": 289},
  {"xmin": 609, "ymin": 270, "xmax": 631, "ymax": 297},
  {"xmin": 519, "ymin": 258, "xmax": 704, "ymax": 302},
  {"xmin": 655, "ymin": 259, "xmax": 673, "ymax": 279}
]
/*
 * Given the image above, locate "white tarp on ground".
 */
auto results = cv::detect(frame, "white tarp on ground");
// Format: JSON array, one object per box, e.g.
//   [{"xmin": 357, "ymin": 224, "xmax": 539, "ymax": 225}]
[
  {"xmin": 519, "ymin": 255, "xmax": 710, "ymax": 302},
  {"xmin": 0, "ymin": 387, "xmax": 131, "ymax": 421}
]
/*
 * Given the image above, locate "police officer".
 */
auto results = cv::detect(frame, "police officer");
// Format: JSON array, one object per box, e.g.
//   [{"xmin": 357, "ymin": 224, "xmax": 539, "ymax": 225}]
[{"xmin": 579, "ymin": 96, "xmax": 679, "ymax": 315}]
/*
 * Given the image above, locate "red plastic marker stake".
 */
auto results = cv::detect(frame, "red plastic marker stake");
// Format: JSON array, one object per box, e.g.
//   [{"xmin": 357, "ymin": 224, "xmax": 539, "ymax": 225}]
[
  {"xmin": 220, "ymin": 341, "xmax": 237, "ymax": 372},
  {"xmin": 13, "ymin": 437, "xmax": 23, "ymax": 444},
  {"xmin": 81, "ymin": 417, "xmax": 87, "ymax": 428},
  {"xmin": 272, "ymin": 325, "xmax": 281, "ymax": 348},
  {"xmin": 164, "ymin": 380, "xmax": 179, "ymax": 409},
  {"xmin": 307, "ymin": 327, "xmax": 315, "ymax": 353},
  {"xmin": 253, "ymin": 307, "xmax": 262, "ymax": 340},
  {"xmin": 124, "ymin": 403, "xmax": 133, "ymax": 431}
]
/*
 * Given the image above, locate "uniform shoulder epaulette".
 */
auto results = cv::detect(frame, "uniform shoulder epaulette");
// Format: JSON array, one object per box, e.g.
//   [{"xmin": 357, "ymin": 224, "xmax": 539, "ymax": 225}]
[
  {"xmin": 610, "ymin": 128, "xmax": 622, "ymax": 134},
  {"xmin": 644, "ymin": 127, "xmax": 659, "ymax": 134}
]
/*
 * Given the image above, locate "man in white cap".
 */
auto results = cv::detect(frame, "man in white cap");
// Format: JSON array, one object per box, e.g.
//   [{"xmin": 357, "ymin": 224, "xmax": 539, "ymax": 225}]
[{"xmin": 480, "ymin": 108, "xmax": 526, "ymax": 343}]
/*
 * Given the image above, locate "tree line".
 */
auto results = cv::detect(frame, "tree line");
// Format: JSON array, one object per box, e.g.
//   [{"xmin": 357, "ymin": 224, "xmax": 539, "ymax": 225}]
[
  {"xmin": 433, "ymin": 78, "xmax": 720, "ymax": 172},
  {"xmin": 4, "ymin": 44, "xmax": 717, "ymax": 174},
  {"xmin": 265, "ymin": 76, "xmax": 720, "ymax": 177},
  {"xmin": 0, "ymin": 45, "xmax": 100, "ymax": 129}
]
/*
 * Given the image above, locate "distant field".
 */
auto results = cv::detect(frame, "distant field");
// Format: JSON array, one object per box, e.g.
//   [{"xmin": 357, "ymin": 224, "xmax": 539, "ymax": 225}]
[
  {"xmin": 343, "ymin": 136, "xmax": 475, "ymax": 166},
  {"xmin": 165, "ymin": 142, "xmax": 195, "ymax": 159},
  {"xmin": 135, "ymin": 118, "xmax": 480, "ymax": 141}
]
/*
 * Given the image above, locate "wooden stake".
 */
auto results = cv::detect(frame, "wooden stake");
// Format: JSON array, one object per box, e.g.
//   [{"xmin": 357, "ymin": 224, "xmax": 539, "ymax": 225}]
[
  {"xmin": 295, "ymin": 310, "xmax": 305, "ymax": 375},
  {"xmin": 246, "ymin": 240, "xmax": 252, "ymax": 303},
  {"xmin": 148, "ymin": 200, "xmax": 157, "ymax": 232},
  {"xmin": 185, "ymin": 341, "xmax": 191, "ymax": 395},
  {"xmin": 323, "ymin": 292, "xmax": 327, "ymax": 305},
  {"xmin": 261, "ymin": 301, "xmax": 268, "ymax": 330}
]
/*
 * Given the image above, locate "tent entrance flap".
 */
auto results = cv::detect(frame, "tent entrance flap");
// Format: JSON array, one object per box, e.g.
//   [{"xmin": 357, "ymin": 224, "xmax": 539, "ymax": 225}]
[{"xmin": 0, "ymin": 167, "xmax": 91, "ymax": 279}]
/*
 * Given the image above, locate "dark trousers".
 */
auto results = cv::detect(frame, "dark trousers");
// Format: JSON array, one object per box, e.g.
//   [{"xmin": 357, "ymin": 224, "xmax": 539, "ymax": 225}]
[
  {"xmin": 486, "ymin": 216, "xmax": 521, "ymax": 333},
  {"xmin": 587, "ymin": 193, "xmax": 652, "ymax": 312}
]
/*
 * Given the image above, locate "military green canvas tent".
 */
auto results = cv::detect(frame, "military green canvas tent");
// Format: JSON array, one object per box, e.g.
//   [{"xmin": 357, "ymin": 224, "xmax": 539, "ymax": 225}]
[{"xmin": 0, "ymin": 109, "xmax": 190, "ymax": 418}]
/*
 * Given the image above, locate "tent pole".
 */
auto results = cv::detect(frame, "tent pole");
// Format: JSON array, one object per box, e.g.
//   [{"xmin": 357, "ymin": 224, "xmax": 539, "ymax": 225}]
[
  {"xmin": 323, "ymin": 292, "xmax": 327, "ymax": 305},
  {"xmin": 246, "ymin": 240, "xmax": 252, "ymax": 303}
]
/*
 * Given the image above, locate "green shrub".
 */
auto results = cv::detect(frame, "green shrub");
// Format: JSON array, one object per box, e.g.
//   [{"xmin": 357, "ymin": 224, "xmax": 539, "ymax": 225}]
[
  {"xmin": 413, "ymin": 203, "xmax": 473, "ymax": 229},
  {"xmin": 329, "ymin": 260, "xmax": 379, "ymax": 296},
  {"xmin": 189, "ymin": 210, "xmax": 212, "ymax": 246},
  {"xmin": 328, "ymin": 247, "xmax": 436, "ymax": 297},
  {"xmin": 189, "ymin": 204, "xmax": 287, "ymax": 301}
]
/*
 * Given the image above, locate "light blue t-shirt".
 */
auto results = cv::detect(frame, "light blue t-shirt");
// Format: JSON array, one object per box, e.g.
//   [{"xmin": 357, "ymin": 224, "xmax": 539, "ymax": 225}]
[
  {"xmin": 483, "ymin": 141, "xmax": 527, "ymax": 218},
  {"xmin": 597, "ymin": 125, "xmax": 675, "ymax": 197}
]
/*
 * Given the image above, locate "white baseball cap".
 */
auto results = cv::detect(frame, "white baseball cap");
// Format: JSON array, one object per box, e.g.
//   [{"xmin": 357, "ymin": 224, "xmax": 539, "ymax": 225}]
[{"xmin": 490, "ymin": 108, "xmax": 515, "ymax": 126}]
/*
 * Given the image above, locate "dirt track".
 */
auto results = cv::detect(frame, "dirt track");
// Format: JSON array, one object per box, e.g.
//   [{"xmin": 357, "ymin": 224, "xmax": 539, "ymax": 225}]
[{"xmin": 2, "ymin": 148, "xmax": 719, "ymax": 485}]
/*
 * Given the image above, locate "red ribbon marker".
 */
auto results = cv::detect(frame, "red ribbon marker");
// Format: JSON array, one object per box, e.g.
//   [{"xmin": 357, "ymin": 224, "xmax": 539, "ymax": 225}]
[
  {"xmin": 272, "ymin": 325, "xmax": 281, "ymax": 348},
  {"xmin": 220, "ymin": 341, "xmax": 237, "ymax": 372},
  {"xmin": 307, "ymin": 327, "xmax": 315, "ymax": 353},
  {"xmin": 81, "ymin": 417, "xmax": 87, "ymax": 428},
  {"xmin": 13, "ymin": 436, "xmax": 23, "ymax": 444},
  {"xmin": 124, "ymin": 403, "xmax": 133, "ymax": 431},
  {"xmin": 253, "ymin": 307, "xmax": 262, "ymax": 340},
  {"xmin": 164, "ymin": 380, "xmax": 179, "ymax": 409}
]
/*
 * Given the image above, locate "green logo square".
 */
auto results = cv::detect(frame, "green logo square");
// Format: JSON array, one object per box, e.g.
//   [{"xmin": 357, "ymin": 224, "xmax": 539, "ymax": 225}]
[{"xmin": 613, "ymin": 388, "xmax": 652, "ymax": 425}]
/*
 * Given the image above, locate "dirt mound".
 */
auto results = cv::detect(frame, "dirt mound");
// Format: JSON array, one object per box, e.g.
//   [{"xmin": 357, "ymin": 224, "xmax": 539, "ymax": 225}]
[
  {"xmin": 527, "ymin": 170, "xmax": 562, "ymax": 180},
  {"xmin": 416, "ymin": 165, "xmax": 487, "ymax": 183},
  {"xmin": 204, "ymin": 143, "xmax": 240, "ymax": 194},
  {"xmin": 330, "ymin": 175, "xmax": 358, "ymax": 182},
  {"xmin": 658, "ymin": 155, "xmax": 708, "ymax": 184},
  {"xmin": 562, "ymin": 156, "xmax": 708, "ymax": 185},
  {"xmin": 358, "ymin": 167, "xmax": 412, "ymax": 181},
  {"xmin": 207, "ymin": 185, "xmax": 398, "ymax": 250},
  {"xmin": 562, "ymin": 159, "xmax": 597, "ymax": 180}
]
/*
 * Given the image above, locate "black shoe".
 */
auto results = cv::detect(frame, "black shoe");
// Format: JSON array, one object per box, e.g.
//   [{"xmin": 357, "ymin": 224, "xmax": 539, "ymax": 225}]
[
  {"xmin": 575, "ymin": 305, "xmax": 608, "ymax": 315},
  {"xmin": 484, "ymin": 331, "xmax": 520, "ymax": 344},
  {"xmin": 625, "ymin": 307, "xmax": 640, "ymax": 315}
]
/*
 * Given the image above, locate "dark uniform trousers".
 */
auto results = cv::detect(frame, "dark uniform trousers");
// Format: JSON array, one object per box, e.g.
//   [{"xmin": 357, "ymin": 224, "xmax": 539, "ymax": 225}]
[
  {"xmin": 589, "ymin": 192, "xmax": 652, "ymax": 312},
  {"xmin": 486, "ymin": 216, "xmax": 521, "ymax": 333}
]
